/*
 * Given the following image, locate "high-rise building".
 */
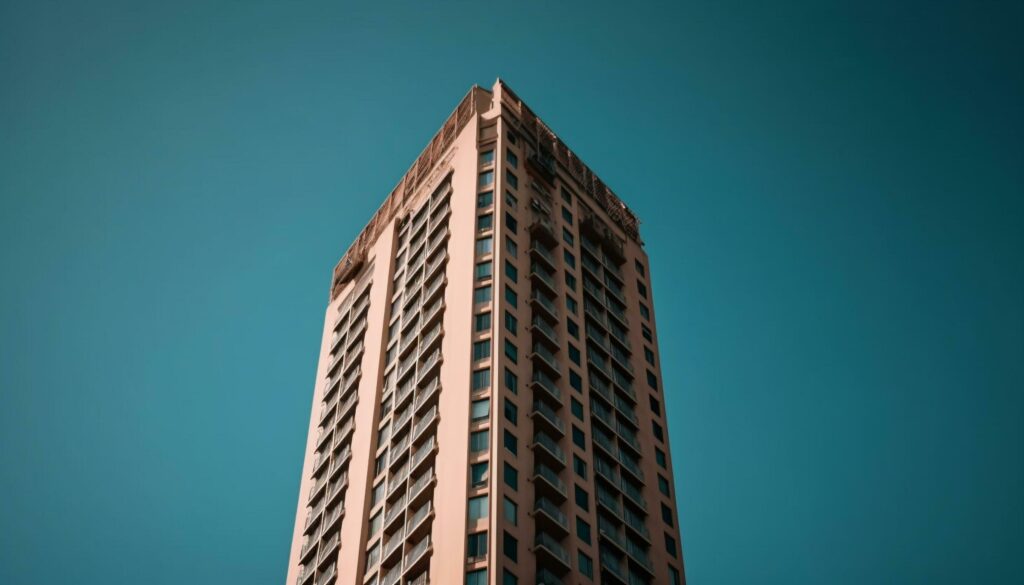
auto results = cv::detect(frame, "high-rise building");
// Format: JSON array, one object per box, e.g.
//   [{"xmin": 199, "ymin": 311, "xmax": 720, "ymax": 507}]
[{"xmin": 286, "ymin": 80, "xmax": 685, "ymax": 585}]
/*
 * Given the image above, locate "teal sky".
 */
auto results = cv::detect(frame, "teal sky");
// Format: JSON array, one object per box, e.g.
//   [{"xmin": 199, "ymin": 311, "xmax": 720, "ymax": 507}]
[{"xmin": 1, "ymin": 1, "xmax": 1022, "ymax": 583}]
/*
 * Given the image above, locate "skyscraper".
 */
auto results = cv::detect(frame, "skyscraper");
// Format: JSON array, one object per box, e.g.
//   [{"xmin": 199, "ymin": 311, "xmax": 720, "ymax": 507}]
[{"xmin": 286, "ymin": 80, "xmax": 685, "ymax": 585}]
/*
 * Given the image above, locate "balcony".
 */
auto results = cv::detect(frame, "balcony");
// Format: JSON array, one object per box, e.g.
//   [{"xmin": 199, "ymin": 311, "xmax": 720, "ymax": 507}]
[
  {"xmin": 421, "ymin": 297, "xmax": 445, "ymax": 329},
  {"xmin": 304, "ymin": 500, "xmax": 326, "ymax": 533},
  {"xmin": 330, "ymin": 446, "xmax": 352, "ymax": 475},
  {"xmin": 398, "ymin": 356, "xmax": 417, "ymax": 383},
  {"xmin": 317, "ymin": 531, "xmax": 339, "ymax": 566},
  {"xmin": 590, "ymin": 375, "xmax": 612, "ymax": 402},
  {"xmin": 533, "ymin": 531, "xmax": 571, "ymax": 573},
  {"xmin": 623, "ymin": 507, "xmax": 651, "ymax": 543},
  {"xmin": 316, "ymin": 563, "xmax": 336, "ymax": 585},
  {"xmin": 625, "ymin": 539, "xmax": 654, "ymax": 574},
  {"xmin": 296, "ymin": 563, "xmax": 315, "ymax": 585},
  {"xmin": 384, "ymin": 494, "xmax": 406, "ymax": 531},
  {"xmin": 530, "ymin": 316, "xmax": 559, "ymax": 349},
  {"xmin": 338, "ymin": 393, "xmax": 358, "ymax": 420},
  {"xmin": 593, "ymin": 431, "xmax": 617, "ymax": 458},
  {"xmin": 530, "ymin": 400, "xmax": 565, "ymax": 436},
  {"xmin": 414, "ymin": 376, "xmax": 440, "ymax": 413},
  {"xmin": 531, "ymin": 371, "xmax": 562, "ymax": 406},
  {"xmin": 418, "ymin": 350, "xmax": 442, "ymax": 382},
  {"xmin": 412, "ymin": 406, "xmax": 439, "ymax": 444},
  {"xmin": 419, "ymin": 324, "xmax": 443, "ymax": 356},
  {"xmin": 403, "ymin": 534, "xmax": 432, "ymax": 576},
  {"xmin": 388, "ymin": 464, "xmax": 409, "ymax": 497},
  {"xmin": 381, "ymin": 563, "xmax": 403, "ymax": 585},
  {"xmin": 530, "ymin": 242, "xmax": 556, "ymax": 270},
  {"xmin": 530, "ymin": 343, "xmax": 561, "ymax": 377},
  {"xmin": 382, "ymin": 528, "xmax": 406, "ymax": 566},
  {"xmin": 529, "ymin": 214, "xmax": 557, "ymax": 245},
  {"xmin": 530, "ymin": 290, "xmax": 559, "ymax": 321},
  {"xmin": 427, "ymin": 225, "xmax": 449, "ymax": 255},
  {"xmin": 532, "ymin": 462, "xmax": 567, "ymax": 502},
  {"xmin": 536, "ymin": 567, "xmax": 563, "ymax": 585},
  {"xmin": 407, "ymin": 500, "xmax": 434, "ymax": 541},
  {"xmin": 424, "ymin": 251, "xmax": 446, "ymax": 281},
  {"xmin": 613, "ymin": 395, "xmax": 639, "ymax": 425},
  {"xmin": 530, "ymin": 262, "xmax": 557, "ymax": 293},
  {"xmin": 407, "ymin": 572, "xmax": 429, "ymax": 585},
  {"xmin": 423, "ymin": 276, "xmax": 446, "ymax": 305},
  {"xmin": 327, "ymin": 472, "xmax": 347, "ymax": 505},
  {"xmin": 408, "ymin": 466, "xmax": 436, "ymax": 507},
  {"xmin": 300, "ymin": 533, "xmax": 319, "ymax": 563},
  {"xmin": 388, "ymin": 435, "xmax": 410, "ymax": 470},
  {"xmin": 531, "ymin": 432, "xmax": 566, "ymax": 467},
  {"xmin": 617, "ymin": 424, "xmax": 641, "ymax": 454},
  {"xmin": 308, "ymin": 474, "xmax": 327, "ymax": 505},
  {"xmin": 600, "ymin": 549, "xmax": 627, "ymax": 583},
  {"xmin": 597, "ymin": 488, "xmax": 622, "ymax": 516},
  {"xmin": 620, "ymin": 480, "xmax": 647, "ymax": 510},
  {"xmin": 532, "ymin": 497, "xmax": 569, "ymax": 537},
  {"xmin": 393, "ymin": 404, "xmax": 413, "ymax": 433},
  {"xmin": 591, "ymin": 401, "xmax": 615, "ymax": 430},
  {"xmin": 595, "ymin": 457, "xmax": 620, "ymax": 486},
  {"xmin": 410, "ymin": 435, "xmax": 437, "ymax": 474},
  {"xmin": 395, "ymin": 379, "xmax": 415, "ymax": 410}
]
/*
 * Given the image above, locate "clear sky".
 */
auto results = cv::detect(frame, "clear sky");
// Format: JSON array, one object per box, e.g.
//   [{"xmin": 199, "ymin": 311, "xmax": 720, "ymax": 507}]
[{"xmin": 1, "ymin": 1, "xmax": 1021, "ymax": 583}]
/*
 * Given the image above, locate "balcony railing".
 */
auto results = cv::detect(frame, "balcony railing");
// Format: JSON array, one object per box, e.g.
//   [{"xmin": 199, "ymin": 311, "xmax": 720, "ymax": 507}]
[
  {"xmin": 531, "ymin": 371, "xmax": 562, "ymax": 403},
  {"xmin": 316, "ymin": 563, "xmax": 336, "ymax": 585},
  {"xmin": 531, "ymin": 400, "xmax": 565, "ymax": 434},
  {"xmin": 413, "ymin": 406, "xmax": 438, "ymax": 440},
  {"xmin": 532, "ymin": 432, "xmax": 566, "ymax": 464},
  {"xmin": 530, "ymin": 290, "xmax": 559, "ymax": 318},
  {"xmin": 534, "ymin": 462, "xmax": 565, "ymax": 494},
  {"xmin": 534, "ymin": 531, "xmax": 570, "ymax": 566},
  {"xmin": 406, "ymin": 534, "xmax": 431, "ymax": 566},
  {"xmin": 384, "ymin": 495, "xmax": 406, "ymax": 526},
  {"xmin": 534, "ymin": 497, "xmax": 568, "ymax": 528}
]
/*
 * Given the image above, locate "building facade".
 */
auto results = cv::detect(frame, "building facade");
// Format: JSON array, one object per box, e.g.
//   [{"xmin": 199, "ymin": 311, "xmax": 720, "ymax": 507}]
[{"xmin": 286, "ymin": 80, "xmax": 685, "ymax": 585}]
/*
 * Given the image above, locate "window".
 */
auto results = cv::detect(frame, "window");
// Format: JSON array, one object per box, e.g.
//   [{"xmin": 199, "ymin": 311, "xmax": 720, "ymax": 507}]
[
  {"xmin": 656, "ymin": 447, "xmax": 667, "ymax": 469},
  {"xmin": 573, "ymin": 454, "xmax": 587, "ymax": 479},
  {"xmin": 474, "ymin": 312, "xmax": 491, "ymax": 332},
  {"xmin": 572, "ymin": 426, "xmax": 586, "ymax": 449},
  {"xmin": 503, "ymin": 462, "xmax": 518, "ymax": 490},
  {"xmin": 504, "ymin": 311, "xmax": 517, "ymax": 334},
  {"xmin": 567, "ymin": 318, "xmax": 579, "ymax": 339},
  {"xmin": 640, "ymin": 303, "xmax": 651, "ymax": 321},
  {"xmin": 568, "ymin": 344, "xmax": 580, "ymax": 365},
  {"xmin": 506, "ymin": 236, "xmax": 518, "ymax": 258},
  {"xmin": 477, "ymin": 191, "xmax": 493, "ymax": 208},
  {"xmin": 562, "ymin": 206, "xmax": 573, "ymax": 224},
  {"xmin": 569, "ymin": 370, "xmax": 582, "ymax": 392},
  {"xmin": 642, "ymin": 324, "xmax": 652, "ymax": 342},
  {"xmin": 562, "ymin": 227, "xmax": 574, "ymax": 246},
  {"xmin": 473, "ymin": 340, "xmax": 491, "ymax": 361},
  {"xmin": 479, "ymin": 171, "xmax": 494, "ymax": 186},
  {"xmin": 470, "ymin": 430, "xmax": 489, "ymax": 453},
  {"xmin": 506, "ymin": 151, "xmax": 518, "ymax": 168},
  {"xmin": 503, "ymin": 531, "xmax": 518, "ymax": 561},
  {"xmin": 658, "ymin": 474, "xmax": 671, "ymax": 496},
  {"xmin": 638, "ymin": 280, "xmax": 648, "ymax": 299},
  {"xmin": 503, "ymin": 569, "xmax": 518, "ymax": 585},
  {"xmin": 503, "ymin": 497, "xmax": 517, "ymax": 525},
  {"xmin": 504, "ymin": 340, "xmax": 518, "ymax": 363},
  {"xmin": 665, "ymin": 533, "xmax": 678, "ymax": 558},
  {"xmin": 375, "ymin": 452, "xmax": 387, "ymax": 476},
  {"xmin": 369, "ymin": 510, "xmax": 382, "ymax": 536},
  {"xmin": 662, "ymin": 503, "xmax": 674, "ymax": 527},
  {"xmin": 575, "ymin": 485, "xmax": 590, "ymax": 511},
  {"xmin": 578, "ymin": 551, "xmax": 594, "ymax": 579},
  {"xmin": 474, "ymin": 286, "xmax": 492, "ymax": 304},
  {"xmin": 471, "ymin": 398, "xmax": 490, "ymax": 422},
  {"xmin": 644, "ymin": 347, "xmax": 655, "ymax": 365},
  {"xmin": 504, "ymin": 399, "xmax": 518, "ymax": 424},
  {"xmin": 564, "ymin": 250, "xmax": 576, "ymax": 269},
  {"xmin": 505, "ymin": 190, "xmax": 517, "ymax": 208},
  {"xmin": 504, "ymin": 368, "xmax": 518, "ymax": 394},
  {"xmin": 647, "ymin": 371, "xmax": 659, "ymax": 390},
  {"xmin": 471, "ymin": 462, "xmax": 489, "ymax": 487},
  {"xmin": 505, "ymin": 212, "xmax": 518, "ymax": 234},
  {"xmin": 505, "ymin": 285, "xmax": 517, "ymax": 308},
  {"xmin": 475, "ymin": 261, "xmax": 492, "ymax": 280},
  {"xmin": 467, "ymin": 531, "xmax": 488, "ymax": 559},
  {"xmin": 468, "ymin": 495, "xmax": 489, "ymax": 521},
  {"xmin": 475, "ymin": 237, "xmax": 493, "ymax": 255},
  {"xmin": 561, "ymin": 188, "xmax": 573, "ymax": 204},
  {"xmin": 466, "ymin": 569, "xmax": 487, "ymax": 585},
  {"xmin": 508, "ymin": 131, "xmax": 517, "ymax": 145},
  {"xmin": 477, "ymin": 213, "xmax": 493, "ymax": 230},
  {"xmin": 565, "ymin": 272, "xmax": 577, "ymax": 290},
  {"xmin": 650, "ymin": 396, "xmax": 661, "ymax": 415},
  {"xmin": 480, "ymin": 150, "xmax": 494, "ymax": 164},
  {"xmin": 653, "ymin": 422, "xmax": 664, "ymax": 442},
  {"xmin": 371, "ymin": 481, "xmax": 385, "ymax": 507},
  {"xmin": 566, "ymin": 295, "xmax": 578, "ymax": 314},
  {"xmin": 576, "ymin": 517, "xmax": 592, "ymax": 544},
  {"xmin": 503, "ymin": 430, "xmax": 518, "ymax": 455},
  {"xmin": 635, "ymin": 259, "xmax": 646, "ymax": 276},
  {"xmin": 366, "ymin": 542, "xmax": 380, "ymax": 568},
  {"xmin": 505, "ymin": 260, "xmax": 518, "ymax": 283},
  {"xmin": 506, "ymin": 170, "xmax": 518, "ymax": 189},
  {"xmin": 571, "ymin": 397, "xmax": 584, "ymax": 420}
]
